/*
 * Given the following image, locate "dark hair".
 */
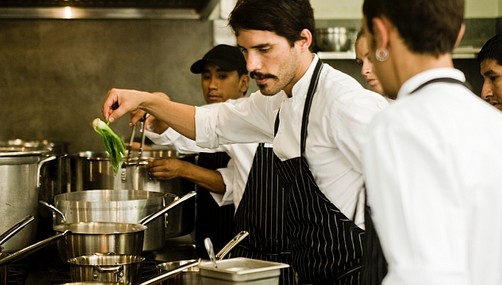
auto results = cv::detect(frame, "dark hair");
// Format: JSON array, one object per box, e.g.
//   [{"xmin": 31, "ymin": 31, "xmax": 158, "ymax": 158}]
[
  {"xmin": 363, "ymin": 0, "xmax": 464, "ymax": 56},
  {"xmin": 228, "ymin": 0, "xmax": 315, "ymax": 48},
  {"xmin": 477, "ymin": 34, "xmax": 502, "ymax": 65}
]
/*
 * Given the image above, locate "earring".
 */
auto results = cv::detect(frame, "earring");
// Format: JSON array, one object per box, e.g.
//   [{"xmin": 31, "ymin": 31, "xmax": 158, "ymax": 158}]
[{"xmin": 375, "ymin": 48, "xmax": 389, "ymax": 62}]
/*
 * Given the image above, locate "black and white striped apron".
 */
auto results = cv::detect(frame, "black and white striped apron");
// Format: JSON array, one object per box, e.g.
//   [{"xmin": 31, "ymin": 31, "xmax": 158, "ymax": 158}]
[
  {"xmin": 274, "ymin": 59, "xmax": 365, "ymax": 284},
  {"xmin": 230, "ymin": 143, "xmax": 294, "ymax": 285},
  {"xmin": 194, "ymin": 152, "xmax": 236, "ymax": 258},
  {"xmin": 361, "ymin": 76, "xmax": 472, "ymax": 285}
]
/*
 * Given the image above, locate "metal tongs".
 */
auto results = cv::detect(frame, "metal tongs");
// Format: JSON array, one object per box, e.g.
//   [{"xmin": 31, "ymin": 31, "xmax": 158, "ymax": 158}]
[{"xmin": 124, "ymin": 113, "xmax": 148, "ymax": 168}]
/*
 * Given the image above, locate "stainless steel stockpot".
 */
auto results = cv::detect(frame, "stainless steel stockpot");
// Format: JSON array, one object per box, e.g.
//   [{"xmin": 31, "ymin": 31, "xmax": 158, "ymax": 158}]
[
  {"xmin": 0, "ymin": 145, "xmax": 55, "ymax": 251},
  {"xmin": 64, "ymin": 150, "xmax": 196, "ymax": 239},
  {"xmin": 68, "ymin": 254, "xmax": 145, "ymax": 284},
  {"xmin": 54, "ymin": 222, "xmax": 146, "ymax": 262},
  {"xmin": 52, "ymin": 189, "xmax": 177, "ymax": 251}
]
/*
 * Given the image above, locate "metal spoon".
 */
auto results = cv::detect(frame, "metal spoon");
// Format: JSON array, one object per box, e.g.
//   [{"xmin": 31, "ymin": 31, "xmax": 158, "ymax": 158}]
[{"xmin": 204, "ymin": 237, "xmax": 218, "ymax": 268}]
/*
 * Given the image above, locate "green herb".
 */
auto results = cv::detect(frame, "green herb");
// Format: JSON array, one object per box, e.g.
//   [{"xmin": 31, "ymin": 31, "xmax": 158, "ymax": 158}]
[{"xmin": 92, "ymin": 118, "xmax": 126, "ymax": 174}]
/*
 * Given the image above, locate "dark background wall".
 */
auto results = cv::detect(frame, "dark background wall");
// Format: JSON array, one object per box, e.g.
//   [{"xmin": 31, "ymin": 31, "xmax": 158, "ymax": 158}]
[{"xmin": 0, "ymin": 19, "xmax": 212, "ymax": 153}]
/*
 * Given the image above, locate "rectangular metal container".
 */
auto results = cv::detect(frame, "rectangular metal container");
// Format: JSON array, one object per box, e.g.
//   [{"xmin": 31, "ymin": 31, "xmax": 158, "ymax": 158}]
[{"xmin": 198, "ymin": 257, "xmax": 289, "ymax": 285}]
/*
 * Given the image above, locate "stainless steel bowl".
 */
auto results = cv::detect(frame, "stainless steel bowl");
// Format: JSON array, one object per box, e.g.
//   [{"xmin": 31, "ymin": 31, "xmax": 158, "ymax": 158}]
[{"xmin": 316, "ymin": 27, "xmax": 355, "ymax": 52}]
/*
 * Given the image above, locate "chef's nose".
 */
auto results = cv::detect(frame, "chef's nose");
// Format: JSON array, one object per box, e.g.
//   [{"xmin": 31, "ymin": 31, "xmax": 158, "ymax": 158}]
[
  {"xmin": 361, "ymin": 60, "xmax": 371, "ymax": 76},
  {"xmin": 246, "ymin": 53, "xmax": 261, "ymax": 73},
  {"xmin": 480, "ymin": 81, "xmax": 493, "ymax": 100}
]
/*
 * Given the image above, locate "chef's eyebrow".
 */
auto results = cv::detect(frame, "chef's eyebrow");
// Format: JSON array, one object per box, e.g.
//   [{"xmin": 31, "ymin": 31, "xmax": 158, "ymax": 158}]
[{"xmin": 482, "ymin": 69, "xmax": 497, "ymax": 77}]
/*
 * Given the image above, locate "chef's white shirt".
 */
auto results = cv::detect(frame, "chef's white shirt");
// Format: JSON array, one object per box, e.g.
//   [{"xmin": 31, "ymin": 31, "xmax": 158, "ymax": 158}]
[
  {"xmin": 146, "ymin": 98, "xmax": 262, "ymax": 209},
  {"xmin": 363, "ymin": 68, "xmax": 502, "ymax": 285},
  {"xmin": 195, "ymin": 55, "xmax": 388, "ymax": 228}
]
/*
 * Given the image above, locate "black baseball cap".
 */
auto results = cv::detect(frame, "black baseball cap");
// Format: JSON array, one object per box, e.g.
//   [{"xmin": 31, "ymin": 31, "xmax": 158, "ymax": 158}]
[{"xmin": 190, "ymin": 44, "xmax": 247, "ymax": 75}]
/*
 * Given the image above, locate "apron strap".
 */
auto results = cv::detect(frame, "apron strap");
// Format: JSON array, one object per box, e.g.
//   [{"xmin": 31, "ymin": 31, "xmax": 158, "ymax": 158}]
[{"xmin": 300, "ymin": 59, "xmax": 324, "ymax": 155}]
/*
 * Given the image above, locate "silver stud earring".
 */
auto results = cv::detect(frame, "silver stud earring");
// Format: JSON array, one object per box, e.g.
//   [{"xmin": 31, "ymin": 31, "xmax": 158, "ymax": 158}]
[{"xmin": 375, "ymin": 48, "xmax": 389, "ymax": 62}]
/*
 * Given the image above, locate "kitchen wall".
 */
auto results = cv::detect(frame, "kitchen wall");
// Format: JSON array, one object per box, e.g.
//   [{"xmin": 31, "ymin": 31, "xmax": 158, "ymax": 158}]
[
  {"xmin": 0, "ymin": 19, "xmax": 213, "ymax": 153},
  {"xmin": 0, "ymin": 1, "xmax": 500, "ymax": 153}
]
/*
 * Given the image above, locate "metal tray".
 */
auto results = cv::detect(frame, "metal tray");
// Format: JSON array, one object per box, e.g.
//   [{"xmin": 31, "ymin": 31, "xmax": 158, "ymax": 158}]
[{"xmin": 198, "ymin": 257, "xmax": 289, "ymax": 284}]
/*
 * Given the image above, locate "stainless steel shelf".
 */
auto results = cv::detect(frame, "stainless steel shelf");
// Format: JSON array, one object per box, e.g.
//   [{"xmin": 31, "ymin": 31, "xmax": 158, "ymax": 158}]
[{"xmin": 318, "ymin": 46, "xmax": 481, "ymax": 60}]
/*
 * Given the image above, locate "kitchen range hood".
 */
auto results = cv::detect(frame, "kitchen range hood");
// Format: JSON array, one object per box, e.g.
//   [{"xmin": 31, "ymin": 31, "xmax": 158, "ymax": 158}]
[{"xmin": 0, "ymin": 0, "xmax": 219, "ymax": 19}]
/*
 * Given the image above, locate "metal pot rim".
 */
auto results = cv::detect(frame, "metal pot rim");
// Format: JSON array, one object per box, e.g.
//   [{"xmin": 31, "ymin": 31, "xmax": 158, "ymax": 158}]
[{"xmin": 53, "ymin": 222, "xmax": 147, "ymax": 234}]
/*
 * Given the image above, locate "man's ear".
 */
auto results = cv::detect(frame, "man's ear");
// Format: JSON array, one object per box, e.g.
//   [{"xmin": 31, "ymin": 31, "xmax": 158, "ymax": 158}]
[
  {"xmin": 298, "ymin": 28, "xmax": 313, "ymax": 51},
  {"xmin": 372, "ymin": 17, "xmax": 390, "ymax": 51},
  {"xmin": 240, "ymin": 75, "xmax": 250, "ymax": 94},
  {"xmin": 454, "ymin": 23, "xmax": 466, "ymax": 48}
]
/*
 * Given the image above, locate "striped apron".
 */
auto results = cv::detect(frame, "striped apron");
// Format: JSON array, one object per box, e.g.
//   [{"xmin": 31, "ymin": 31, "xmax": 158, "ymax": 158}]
[
  {"xmin": 230, "ymin": 143, "xmax": 294, "ymax": 285},
  {"xmin": 194, "ymin": 152, "xmax": 236, "ymax": 258},
  {"xmin": 274, "ymin": 60, "xmax": 365, "ymax": 284},
  {"xmin": 361, "ymin": 77, "xmax": 472, "ymax": 285}
]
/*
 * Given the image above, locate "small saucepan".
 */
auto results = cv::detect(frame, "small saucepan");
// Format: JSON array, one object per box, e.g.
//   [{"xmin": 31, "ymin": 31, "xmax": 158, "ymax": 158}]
[{"xmin": 58, "ymin": 258, "xmax": 200, "ymax": 285}]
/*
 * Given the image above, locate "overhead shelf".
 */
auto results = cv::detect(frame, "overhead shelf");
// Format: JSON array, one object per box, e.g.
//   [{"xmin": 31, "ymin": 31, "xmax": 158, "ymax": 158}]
[{"xmin": 317, "ymin": 46, "xmax": 481, "ymax": 60}]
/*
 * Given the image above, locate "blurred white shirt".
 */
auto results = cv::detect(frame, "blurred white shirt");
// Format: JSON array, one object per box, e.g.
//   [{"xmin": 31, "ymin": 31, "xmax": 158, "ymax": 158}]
[{"xmin": 363, "ymin": 68, "xmax": 502, "ymax": 285}]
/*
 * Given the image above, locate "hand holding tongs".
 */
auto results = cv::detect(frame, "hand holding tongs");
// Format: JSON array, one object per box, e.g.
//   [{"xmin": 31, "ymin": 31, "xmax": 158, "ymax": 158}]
[{"xmin": 124, "ymin": 113, "xmax": 148, "ymax": 167}]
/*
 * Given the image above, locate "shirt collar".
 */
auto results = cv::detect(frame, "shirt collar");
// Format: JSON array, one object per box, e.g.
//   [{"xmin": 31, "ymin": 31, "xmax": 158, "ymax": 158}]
[
  {"xmin": 290, "ymin": 54, "xmax": 319, "ymax": 100},
  {"xmin": 398, "ymin": 67, "xmax": 466, "ymax": 99}
]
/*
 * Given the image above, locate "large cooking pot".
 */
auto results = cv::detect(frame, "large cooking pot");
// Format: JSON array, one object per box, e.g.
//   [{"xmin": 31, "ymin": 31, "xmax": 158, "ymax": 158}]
[
  {"xmin": 53, "ymin": 191, "xmax": 196, "ymax": 261},
  {"xmin": 0, "ymin": 144, "xmax": 56, "ymax": 251},
  {"xmin": 47, "ymin": 190, "xmax": 196, "ymax": 252},
  {"xmin": 54, "ymin": 222, "xmax": 146, "ymax": 261},
  {"xmin": 64, "ymin": 150, "xmax": 196, "ymax": 238},
  {"xmin": 51, "ymin": 190, "xmax": 176, "ymax": 251}
]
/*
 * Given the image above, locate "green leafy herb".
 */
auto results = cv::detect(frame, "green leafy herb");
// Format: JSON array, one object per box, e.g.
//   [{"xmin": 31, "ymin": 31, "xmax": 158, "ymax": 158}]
[{"xmin": 92, "ymin": 118, "xmax": 126, "ymax": 174}]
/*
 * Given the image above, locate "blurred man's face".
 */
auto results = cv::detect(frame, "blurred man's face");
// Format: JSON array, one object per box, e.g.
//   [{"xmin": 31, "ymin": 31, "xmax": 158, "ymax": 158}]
[
  {"xmin": 201, "ymin": 63, "xmax": 248, "ymax": 104},
  {"xmin": 480, "ymin": 58, "xmax": 502, "ymax": 111}
]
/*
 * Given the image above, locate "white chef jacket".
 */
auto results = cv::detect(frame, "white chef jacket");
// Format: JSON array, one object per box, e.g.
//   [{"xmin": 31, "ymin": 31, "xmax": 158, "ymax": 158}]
[
  {"xmin": 363, "ymin": 68, "xmax": 502, "ymax": 285},
  {"xmin": 146, "ymin": 98, "xmax": 262, "ymax": 209},
  {"xmin": 195, "ymin": 55, "xmax": 388, "ymax": 228}
]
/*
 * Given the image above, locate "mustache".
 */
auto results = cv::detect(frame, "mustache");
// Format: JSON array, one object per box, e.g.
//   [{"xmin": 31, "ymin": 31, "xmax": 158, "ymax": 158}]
[{"xmin": 250, "ymin": 71, "xmax": 276, "ymax": 80}]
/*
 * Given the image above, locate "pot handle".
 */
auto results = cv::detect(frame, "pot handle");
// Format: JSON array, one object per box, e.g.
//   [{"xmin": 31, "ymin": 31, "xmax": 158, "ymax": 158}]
[
  {"xmin": 216, "ymin": 230, "xmax": 250, "ymax": 260},
  {"xmin": 36, "ymin": 155, "xmax": 57, "ymax": 188},
  {"xmin": 138, "ymin": 191, "xmax": 197, "ymax": 225},
  {"xmin": 137, "ymin": 259, "xmax": 200, "ymax": 285},
  {"xmin": 94, "ymin": 264, "xmax": 123, "ymax": 274},
  {"xmin": 0, "ymin": 230, "xmax": 70, "ymax": 266},
  {"xmin": 0, "ymin": 215, "xmax": 35, "ymax": 246},
  {"xmin": 39, "ymin": 201, "xmax": 66, "ymax": 223}
]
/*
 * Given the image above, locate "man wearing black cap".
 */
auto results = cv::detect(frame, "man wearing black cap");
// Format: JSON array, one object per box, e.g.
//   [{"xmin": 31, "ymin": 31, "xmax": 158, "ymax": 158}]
[
  {"xmin": 145, "ymin": 44, "xmax": 294, "ymax": 284},
  {"xmin": 146, "ymin": 44, "xmax": 249, "ymax": 258}
]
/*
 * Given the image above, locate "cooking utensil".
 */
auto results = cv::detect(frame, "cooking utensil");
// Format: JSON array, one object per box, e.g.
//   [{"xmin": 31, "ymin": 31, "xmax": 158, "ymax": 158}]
[
  {"xmin": 53, "ymin": 191, "xmax": 196, "ymax": 260},
  {"xmin": 46, "ymin": 189, "xmax": 177, "ymax": 251},
  {"xmin": 156, "ymin": 231, "xmax": 249, "ymax": 284},
  {"xmin": 0, "ymin": 230, "xmax": 70, "ymax": 266},
  {"xmin": 68, "ymin": 254, "xmax": 145, "ymax": 284},
  {"xmin": 215, "ymin": 231, "xmax": 249, "ymax": 260},
  {"xmin": 63, "ymin": 257, "xmax": 200, "ymax": 285},
  {"xmin": 54, "ymin": 222, "xmax": 146, "ymax": 262},
  {"xmin": 0, "ymin": 216, "xmax": 35, "ymax": 247},
  {"xmin": 204, "ymin": 238, "xmax": 217, "ymax": 268},
  {"xmin": 315, "ymin": 27, "xmax": 356, "ymax": 52},
  {"xmin": 198, "ymin": 257, "xmax": 289, "ymax": 285},
  {"xmin": 0, "ymin": 147, "xmax": 56, "ymax": 251},
  {"xmin": 64, "ymin": 150, "xmax": 196, "ymax": 239}
]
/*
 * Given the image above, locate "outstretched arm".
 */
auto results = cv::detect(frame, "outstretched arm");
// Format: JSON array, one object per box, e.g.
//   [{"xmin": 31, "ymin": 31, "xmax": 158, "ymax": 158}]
[{"xmin": 102, "ymin": 88, "xmax": 196, "ymax": 140}]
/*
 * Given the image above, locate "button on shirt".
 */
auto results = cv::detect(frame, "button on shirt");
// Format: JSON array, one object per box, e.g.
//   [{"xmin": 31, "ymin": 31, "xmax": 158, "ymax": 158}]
[
  {"xmin": 195, "ymin": 56, "xmax": 388, "ymax": 228},
  {"xmin": 363, "ymin": 68, "xmax": 502, "ymax": 285}
]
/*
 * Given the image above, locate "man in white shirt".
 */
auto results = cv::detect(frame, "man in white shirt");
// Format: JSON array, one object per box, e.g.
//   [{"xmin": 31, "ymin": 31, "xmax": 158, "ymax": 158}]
[
  {"xmin": 101, "ymin": 0, "xmax": 388, "ymax": 283},
  {"xmin": 361, "ymin": 0, "xmax": 502, "ymax": 284},
  {"xmin": 146, "ymin": 44, "xmax": 294, "ymax": 284}
]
